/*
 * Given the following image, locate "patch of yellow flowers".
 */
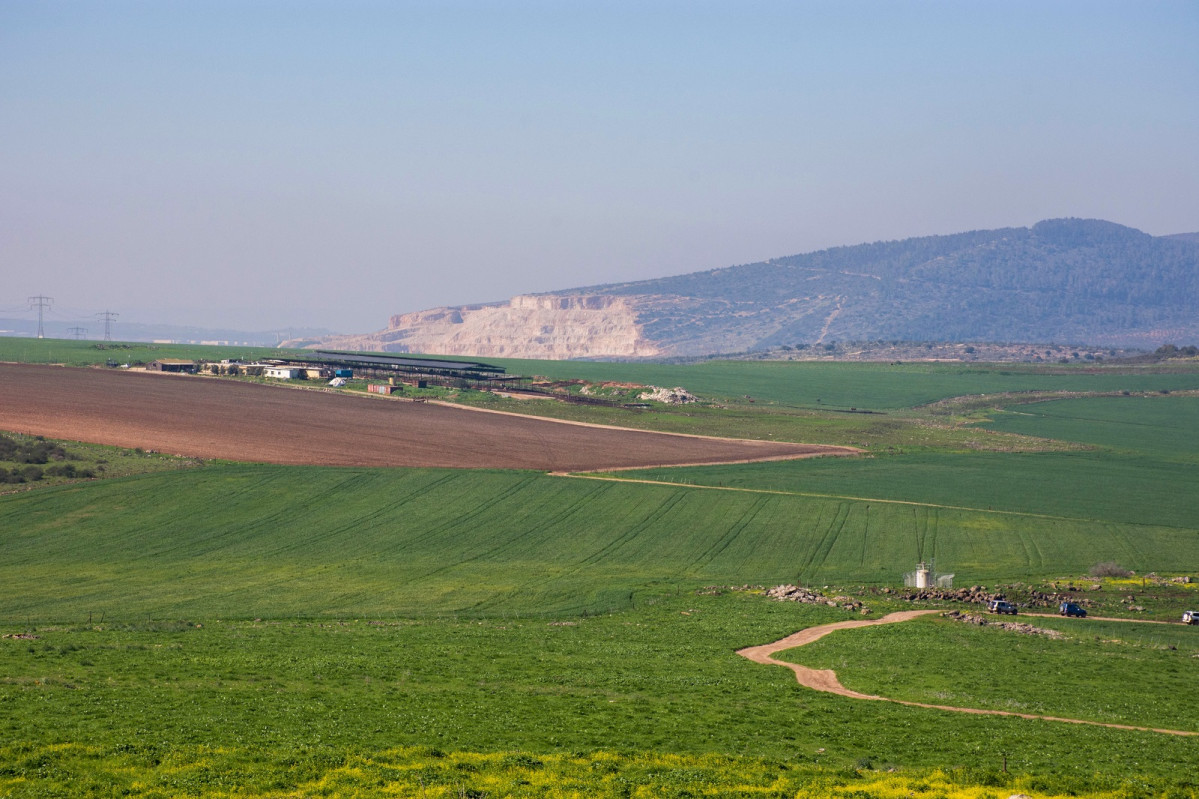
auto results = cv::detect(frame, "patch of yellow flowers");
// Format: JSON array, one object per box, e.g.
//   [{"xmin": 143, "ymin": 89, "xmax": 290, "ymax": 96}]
[{"xmin": 0, "ymin": 744, "xmax": 1152, "ymax": 798}]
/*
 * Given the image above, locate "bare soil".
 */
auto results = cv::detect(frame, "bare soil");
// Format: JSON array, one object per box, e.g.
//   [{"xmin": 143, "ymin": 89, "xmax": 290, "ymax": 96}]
[{"xmin": 0, "ymin": 363, "xmax": 854, "ymax": 471}]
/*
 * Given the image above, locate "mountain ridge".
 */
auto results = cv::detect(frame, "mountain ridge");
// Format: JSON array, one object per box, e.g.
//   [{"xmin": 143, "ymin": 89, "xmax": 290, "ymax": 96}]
[{"xmin": 299, "ymin": 219, "xmax": 1199, "ymax": 358}]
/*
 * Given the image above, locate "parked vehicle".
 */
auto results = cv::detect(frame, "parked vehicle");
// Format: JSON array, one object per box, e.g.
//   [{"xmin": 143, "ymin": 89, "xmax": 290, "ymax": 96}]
[
  {"xmin": 987, "ymin": 599, "xmax": 1017, "ymax": 615},
  {"xmin": 1059, "ymin": 601, "xmax": 1087, "ymax": 618},
  {"xmin": 1183, "ymin": 610, "xmax": 1199, "ymax": 625}
]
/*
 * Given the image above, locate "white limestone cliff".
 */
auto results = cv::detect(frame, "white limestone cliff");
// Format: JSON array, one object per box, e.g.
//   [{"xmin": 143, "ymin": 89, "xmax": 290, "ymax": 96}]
[{"xmin": 303, "ymin": 295, "xmax": 661, "ymax": 359}]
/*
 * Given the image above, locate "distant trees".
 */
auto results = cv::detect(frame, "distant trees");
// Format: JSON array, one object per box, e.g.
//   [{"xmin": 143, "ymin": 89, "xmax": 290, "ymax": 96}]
[
  {"xmin": 0, "ymin": 434, "xmax": 94, "ymax": 483},
  {"xmin": 0, "ymin": 434, "xmax": 67, "ymax": 464},
  {"xmin": 1154, "ymin": 344, "xmax": 1198, "ymax": 359}
]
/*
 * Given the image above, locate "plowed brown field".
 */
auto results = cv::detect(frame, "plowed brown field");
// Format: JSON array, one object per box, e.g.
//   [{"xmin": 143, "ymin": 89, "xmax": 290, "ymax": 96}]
[{"xmin": 0, "ymin": 363, "xmax": 855, "ymax": 470}]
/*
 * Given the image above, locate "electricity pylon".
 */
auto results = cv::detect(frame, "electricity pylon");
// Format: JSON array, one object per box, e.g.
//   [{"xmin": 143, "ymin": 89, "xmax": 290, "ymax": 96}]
[{"xmin": 28, "ymin": 295, "xmax": 52, "ymax": 338}]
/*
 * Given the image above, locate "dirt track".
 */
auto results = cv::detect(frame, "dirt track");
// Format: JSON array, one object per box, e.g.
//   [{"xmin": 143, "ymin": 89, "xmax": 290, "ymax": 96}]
[
  {"xmin": 0, "ymin": 363, "xmax": 855, "ymax": 471},
  {"xmin": 738, "ymin": 611, "xmax": 1197, "ymax": 737}
]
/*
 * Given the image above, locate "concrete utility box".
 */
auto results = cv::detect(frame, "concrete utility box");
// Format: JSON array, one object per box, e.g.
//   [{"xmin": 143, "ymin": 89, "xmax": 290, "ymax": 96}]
[
  {"xmin": 903, "ymin": 560, "xmax": 951, "ymax": 589},
  {"xmin": 914, "ymin": 562, "xmax": 931, "ymax": 589}
]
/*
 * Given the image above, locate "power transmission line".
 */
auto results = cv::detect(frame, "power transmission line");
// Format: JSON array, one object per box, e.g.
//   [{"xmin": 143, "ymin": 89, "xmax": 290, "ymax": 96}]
[
  {"xmin": 96, "ymin": 310, "xmax": 118, "ymax": 341},
  {"xmin": 28, "ymin": 295, "xmax": 53, "ymax": 338},
  {"xmin": 68, "ymin": 326, "xmax": 88, "ymax": 340}
]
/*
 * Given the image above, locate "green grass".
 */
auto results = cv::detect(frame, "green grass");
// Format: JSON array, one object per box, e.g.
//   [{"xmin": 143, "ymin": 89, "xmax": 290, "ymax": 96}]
[
  {"xmin": 0, "ymin": 336, "xmax": 302, "ymax": 368},
  {"xmin": 3, "ymin": 594, "xmax": 1198, "ymax": 796},
  {"xmin": 612, "ymin": 392, "xmax": 1199, "ymax": 530},
  {"xmin": 984, "ymin": 395, "xmax": 1199, "ymax": 461},
  {"xmin": 5, "ymin": 350, "xmax": 1199, "ymax": 795},
  {"xmin": 3, "ymin": 464, "xmax": 1199, "ymax": 623},
  {"xmin": 480, "ymin": 357, "xmax": 1199, "ymax": 409},
  {"xmin": 779, "ymin": 613, "xmax": 1199, "ymax": 732},
  {"xmin": 610, "ymin": 451, "xmax": 1199, "ymax": 530}
]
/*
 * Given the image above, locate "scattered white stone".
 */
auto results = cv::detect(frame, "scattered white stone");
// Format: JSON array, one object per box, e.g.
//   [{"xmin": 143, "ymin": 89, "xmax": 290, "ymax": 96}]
[{"xmin": 638, "ymin": 386, "xmax": 697, "ymax": 404}]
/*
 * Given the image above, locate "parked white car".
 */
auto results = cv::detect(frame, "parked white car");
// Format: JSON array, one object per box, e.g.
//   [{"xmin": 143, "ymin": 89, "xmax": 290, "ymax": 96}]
[{"xmin": 1183, "ymin": 610, "xmax": 1199, "ymax": 625}]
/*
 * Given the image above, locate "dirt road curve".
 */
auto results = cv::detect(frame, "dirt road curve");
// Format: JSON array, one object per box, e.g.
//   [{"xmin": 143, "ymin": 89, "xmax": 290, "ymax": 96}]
[
  {"xmin": 738, "ymin": 610, "xmax": 1197, "ymax": 737},
  {"xmin": 0, "ymin": 363, "xmax": 856, "ymax": 471}
]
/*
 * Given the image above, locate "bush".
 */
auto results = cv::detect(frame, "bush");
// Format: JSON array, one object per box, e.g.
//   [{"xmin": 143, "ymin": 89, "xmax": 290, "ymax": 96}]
[{"xmin": 1090, "ymin": 561, "xmax": 1132, "ymax": 578}]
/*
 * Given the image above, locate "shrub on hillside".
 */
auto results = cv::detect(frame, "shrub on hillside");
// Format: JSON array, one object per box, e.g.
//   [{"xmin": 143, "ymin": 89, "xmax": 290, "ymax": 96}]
[{"xmin": 1090, "ymin": 561, "xmax": 1132, "ymax": 578}]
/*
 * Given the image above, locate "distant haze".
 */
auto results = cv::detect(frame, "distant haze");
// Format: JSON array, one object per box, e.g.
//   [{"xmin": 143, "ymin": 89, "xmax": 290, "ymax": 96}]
[{"xmin": 2, "ymin": 1, "xmax": 1196, "ymax": 333}]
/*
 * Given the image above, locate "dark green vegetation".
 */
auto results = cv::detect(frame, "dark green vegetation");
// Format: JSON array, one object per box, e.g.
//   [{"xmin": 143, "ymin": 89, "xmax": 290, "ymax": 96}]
[
  {"xmin": 0, "ymin": 434, "xmax": 87, "ymax": 484},
  {"xmin": 3, "ymin": 353, "xmax": 1198, "ymax": 795},
  {"xmin": 554, "ymin": 218, "xmax": 1199, "ymax": 353},
  {"xmin": 0, "ymin": 433, "xmax": 198, "ymax": 489},
  {"xmin": 3, "ymin": 595, "xmax": 1198, "ymax": 798},
  {"xmin": 782, "ymin": 613, "xmax": 1199, "ymax": 732}
]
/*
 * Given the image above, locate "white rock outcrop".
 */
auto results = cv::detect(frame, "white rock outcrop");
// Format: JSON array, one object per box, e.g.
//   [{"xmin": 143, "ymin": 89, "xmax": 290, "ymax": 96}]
[
  {"xmin": 304, "ymin": 295, "xmax": 661, "ymax": 359},
  {"xmin": 638, "ymin": 386, "xmax": 697, "ymax": 404}
]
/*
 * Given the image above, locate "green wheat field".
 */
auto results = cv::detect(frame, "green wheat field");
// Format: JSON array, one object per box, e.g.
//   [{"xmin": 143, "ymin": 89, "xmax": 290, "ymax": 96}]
[{"xmin": 2, "ymin": 339, "xmax": 1198, "ymax": 797}]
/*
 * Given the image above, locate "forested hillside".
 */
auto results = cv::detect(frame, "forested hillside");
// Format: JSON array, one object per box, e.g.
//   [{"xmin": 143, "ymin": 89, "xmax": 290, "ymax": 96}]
[
  {"xmin": 309, "ymin": 218, "xmax": 1199, "ymax": 358},
  {"xmin": 564, "ymin": 218, "xmax": 1199, "ymax": 352}
]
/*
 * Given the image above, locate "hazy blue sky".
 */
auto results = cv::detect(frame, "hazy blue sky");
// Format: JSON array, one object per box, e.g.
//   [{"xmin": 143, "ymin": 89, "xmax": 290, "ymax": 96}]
[{"xmin": 3, "ymin": 1, "xmax": 1197, "ymax": 333}]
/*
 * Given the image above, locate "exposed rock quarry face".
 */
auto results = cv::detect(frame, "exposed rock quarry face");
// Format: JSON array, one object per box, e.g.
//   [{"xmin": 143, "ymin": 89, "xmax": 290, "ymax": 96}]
[{"xmin": 309, "ymin": 295, "xmax": 661, "ymax": 359}]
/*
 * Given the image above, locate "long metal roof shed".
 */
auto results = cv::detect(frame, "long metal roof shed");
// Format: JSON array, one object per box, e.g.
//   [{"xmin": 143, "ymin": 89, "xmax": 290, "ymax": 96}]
[{"xmin": 273, "ymin": 351, "xmax": 507, "ymax": 377}]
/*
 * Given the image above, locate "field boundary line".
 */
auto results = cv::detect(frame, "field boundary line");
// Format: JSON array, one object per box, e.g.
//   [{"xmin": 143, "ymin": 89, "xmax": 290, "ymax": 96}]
[
  {"xmin": 554, "ymin": 473, "xmax": 1136, "ymax": 525},
  {"xmin": 738, "ymin": 611, "xmax": 1198, "ymax": 737},
  {"xmin": 421, "ymin": 396, "xmax": 865, "ymax": 453}
]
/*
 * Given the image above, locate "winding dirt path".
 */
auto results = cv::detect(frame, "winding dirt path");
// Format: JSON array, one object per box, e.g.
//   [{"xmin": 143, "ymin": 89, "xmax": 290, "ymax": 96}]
[{"xmin": 738, "ymin": 610, "xmax": 1197, "ymax": 737}]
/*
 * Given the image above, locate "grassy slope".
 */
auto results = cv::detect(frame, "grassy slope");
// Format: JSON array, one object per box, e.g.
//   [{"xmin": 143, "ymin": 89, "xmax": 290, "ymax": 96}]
[
  {"xmin": 3, "ymin": 594, "xmax": 1197, "ymax": 794},
  {"xmin": 482, "ymin": 357, "xmax": 1199, "ymax": 409},
  {"xmin": 981, "ymin": 394, "xmax": 1199, "ymax": 461},
  {"xmin": 4, "ymin": 349, "xmax": 1199, "ymax": 794},
  {"xmin": 780, "ymin": 614, "xmax": 1199, "ymax": 731},
  {"xmin": 607, "ymin": 451, "xmax": 1198, "ymax": 530},
  {"xmin": 613, "ymin": 393, "xmax": 1199, "ymax": 539},
  {"xmin": 4, "ymin": 465, "xmax": 1199, "ymax": 622},
  {"xmin": 0, "ymin": 337, "xmax": 299, "ymax": 367}
]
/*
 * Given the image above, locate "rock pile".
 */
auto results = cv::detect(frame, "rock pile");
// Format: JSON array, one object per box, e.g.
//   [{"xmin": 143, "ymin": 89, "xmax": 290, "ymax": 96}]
[
  {"xmin": 901, "ymin": 585, "xmax": 1086, "ymax": 609},
  {"xmin": 766, "ymin": 585, "xmax": 869, "ymax": 613},
  {"xmin": 696, "ymin": 584, "xmax": 762, "ymax": 596},
  {"xmin": 943, "ymin": 610, "xmax": 1064, "ymax": 638}
]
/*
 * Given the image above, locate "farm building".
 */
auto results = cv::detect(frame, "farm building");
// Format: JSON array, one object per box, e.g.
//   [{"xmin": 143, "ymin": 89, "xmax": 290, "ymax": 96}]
[
  {"xmin": 263, "ymin": 366, "xmax": 303, "ymax": 380},
  {"xmin": 367, "ymin": 383, "xmax": 400, "ymax": 395},
  {"xmin": 147, "ymin": 359, "xmax": 196, "ymax": 373},
  {"xmin": 266, "ymin": 351, "xmax": 517, "ymax": 391}
]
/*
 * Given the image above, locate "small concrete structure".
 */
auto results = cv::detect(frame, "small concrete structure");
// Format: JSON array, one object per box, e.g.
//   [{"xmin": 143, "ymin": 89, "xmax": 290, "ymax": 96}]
[
  {"xmin": 903, "ymin": 560, "xmax": 953, "ymax": 589},
  {"xmin": 914, "ymin": 561, "xmax": 932, "ymax": 589},
  {"xmin": 263, "ymin": 366, "xmax": 303, "ymax": 380},
  {"xmin": 148, "ymin": 359, "xmax": 196, "ymax": 373}
]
